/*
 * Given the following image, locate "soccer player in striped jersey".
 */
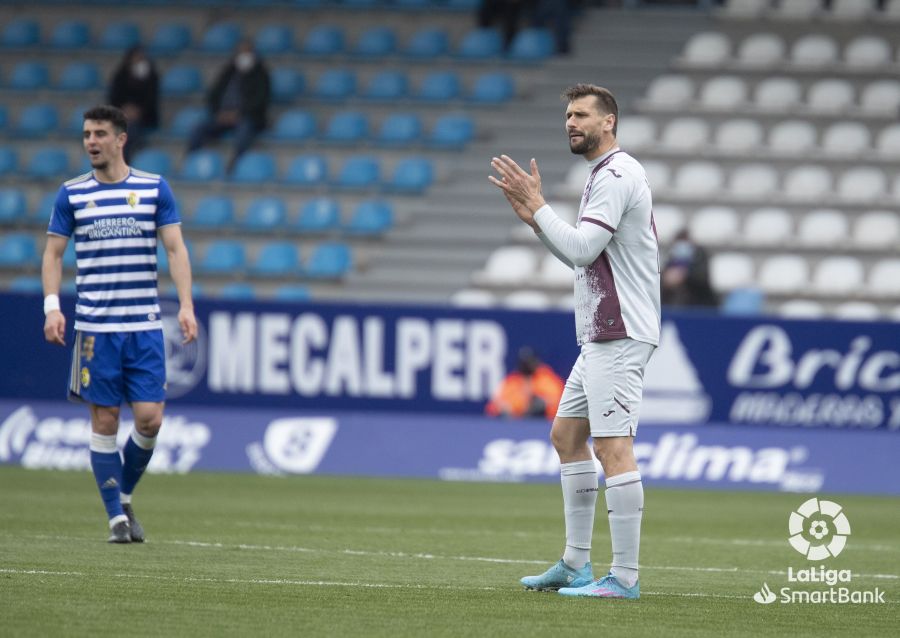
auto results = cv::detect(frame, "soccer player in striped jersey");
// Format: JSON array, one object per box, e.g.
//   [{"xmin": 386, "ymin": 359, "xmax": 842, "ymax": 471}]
[
  {"xmin": 490, "ymin": 84, "xmax": 661, "ymax": 599},
  {"xmin": 41, "ymin": 105, "xmax": 197, "ymax": 543}
]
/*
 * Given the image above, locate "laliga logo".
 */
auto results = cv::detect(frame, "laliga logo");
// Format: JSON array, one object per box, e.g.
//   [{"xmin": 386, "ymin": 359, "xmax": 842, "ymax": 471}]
[{"xmin": 788, "ymin": 497, "xmax": 851, "ymax": 561}]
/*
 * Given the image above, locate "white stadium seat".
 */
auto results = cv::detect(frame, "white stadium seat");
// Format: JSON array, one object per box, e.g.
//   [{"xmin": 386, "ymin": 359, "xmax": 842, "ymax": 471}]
[
  {"xmin": 503, "ymin": 290, "xmax": 550, "ymax": 310},
  {"xmin": 875, "ymin": 123, "xmax": 900, "ymax": 156},
  {"xmin": 652, "ymin": 204, "xmax": 685, "ymax": 244},
  {"xmin": 645, "ymin": 75, "xmax": 695, "ymax": 107},
  {"xmin": 758, "ymin": 255, "xmax": 810, "ymax": 294},
  {"xmin": 557, "ymin": 294, "xmax": 575, "ymax": 310},
  {"xmin": 710, "ymin": 252, "xmax": 755, "ymax": 291},
  {"xmin": 886, "ymin": 0, "xmax": 900, "ymax": 20},
  {"xmin": 728, "ymin": 163, "xmax": 779, "ymax": 198},
  {"xmin": 673, "ymin": 161, "xmax": 724, "ymax": 196},
  {"xmin": 538, "ymin": 252, "xmax": 573, "ymax": 287},
  {"xmin": 791, "ymin": 34, "xmax": 839, "ymax": 66},
  {"xmin": 737, "ymin": 33, "xmax": 787, "ymax": 67},
  {"xmin": 768, "ymin": 120, "xmax": 818, "ymax": 154},
  {"xmin": 617, "ymin": 116, "xmax": 656, "ymax": 150},
  {"xmin": 699, "ymin": 76, "xmax": 748, "ymax": 109},
  {"xmin": 772, "ymin": 0, "xmax": 822, "ymax": 20},
  {"xmin": 754, "ymin": 77, "xmax": 803, "ymax": 112},
  {"xmin": 853, "ymin": 211, "xmax": 900, "ymax": 249},
  {"xmin": 682, "ymin": 32, "xmax": 732, "ymax": 66},
  {"xmin": 837, "ymin": 166, "xmax": 887, "ymax": 203},
  {"xmin": 893, "ymin": 174, "xmax": 900, "ymax": 201},
  {"xmin": 843, "ymin": 36, "xmax": 891, "ymax": 67},
  {"xmin": 743, "ymin": 207, "xmax": 793, "ymax": 246},
  {"xmin": 547, "ymin": 201, "xmax": 577, "ymax": 227},
  {"xmin": 451, "ymin": 289, "xmax": 496, "ymax": 308},
  {"xmin": 798, "ymin": 209, "xmax": 848, "ymax": 247},
  {"xmin": 891, "ymin": 305, "xmax": 900, "ymax": 321},
  {"xmin": 779, "ymin": 299, "xmax": 826, "ymax": 319},
  {"xmin": 714, "ymin": 119, "xmax": 763, "ymax": 152},
  {"xmin": 783, "ymin": 165, "xmax": 832, "ymax": 200},
  {"xmin": 830, "ymin": 0, "xmax": 877, "ymax": 20},
  {"xmin": 833, "ymin": 302, "xmax": 881, "ymax": 321},
  {"xmin": 564, "ymin": 161, "xmax": 592, "ymax": 197},
  {"xmin": 867, "ymin": 259, "xmax": 900, "ymax": 297},
  {"xmin": 689, "ymin": 206, "xmax": 740, "ymax": 246},
  {"xmin": 660, "ymin": 117, "xmax": 711, "ymax": 150},
  {"xmin": 477, "ymin": 246, "xmax": 538, "ymax": 285},
  {"xmin": 859, "ymin": 81, "xmax": 900, "ymax": 115},
  {"xmin": 721, "ymin": 0, "xmax": 770, "ymax": 18},
  {"xmin": 642, "ymin": 160, "xmax": 672, "ymax": 192},
  {"xmin": 812, "ymin": 256, "xmax": 865, "ymax": 296},
  {"xmin": 806, "ymin": 79, "xmax": 855, "ymax": 113},
  {"xmin": 821, "ymin": 122, "xmax": 872, "ymax": 155}
]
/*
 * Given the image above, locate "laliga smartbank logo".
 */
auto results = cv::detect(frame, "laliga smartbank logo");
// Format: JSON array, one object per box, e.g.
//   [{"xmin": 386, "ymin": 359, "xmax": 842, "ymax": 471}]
[{"xmin": 753, "ymin": 498, "xmax": 885, "ymax": 605}]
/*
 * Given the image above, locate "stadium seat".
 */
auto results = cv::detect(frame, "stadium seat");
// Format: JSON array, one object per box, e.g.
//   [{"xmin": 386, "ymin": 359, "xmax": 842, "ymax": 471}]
[
  {"xmin": 417, "ymin": 71, "xmax": 460, "ymax": 102},
  {"xmin": 753, "ymin": 77, "xmax": 803, "ymax": 111},
  {"xmin": 200, "ymin": 240, "xmax": 245, "ymax": 274},
  {"xmin": 404, "ymin": 27, "xmax": 449, "ymax": 59},
  {"xmin": 150, "ymin": 23, "xmax": 191, "ymax": 55},
  {"xmin": 867, "ymin": 259, "xmax": 900, "ymax": 297},
  {"xmin": 807, "ymin": 79, "xmax": 855, "ymax": 113},
  {"xmin": 798, "ymin": 209, "xmax": 848, "ymax": 247},
  {"xmin": 0, "ymin": 106, "xmax": 7, "ymax": 132},
  {"xmin": 8, "ymin": 276, "xmax": 44, "ymax": 293},
  {"xmin": 833, "ymin": 302, "xmax": 880, "ymax": 321},
  {"xmin": 812, "ymin": 257, "xmax": 865, "ymax": 296},
  {"xmin": 219, "ymin": 282, "xmax": 256, "ymax": 299},
  {"xmin": 853, "ymin": 211, "xmax": 900, "ymax": 249},
  {"xmin": 783, "ymin": 165, "xmax": 832, "ymax": 200},
  {"xmin": 644, "ymin": 75, "xmax": 694, "ymax": 107},
  {"xmin": 131, "ymin": 149, "xmax": 172, "ymax": 175},
  {"xmin": 252, "ymin": 242, "xmax": 300, "ymax": 276},
  {"xmin": 504, "ymin": 290, "xmax": 551, "ymax": 310},
  {"xmin": 295, "ymin": 197, "xmax": 341, "ymax": 233},
  {"xmin": 200, "ymin": 22, "xmax": 241, "ymax": 53},
  {"xmin": 376, "ymin": 113, "xmax": 422, "ymax": 146},
  {"xmin": 285, "ymin": 154, "xmax": 328, "ymax": 187},
  {"xmin": 456, "ymin": 28, "xmax": 502, "ymax": 59},
  {"xmin": 682, "ymin": 31, "xmax": 731, "ymax": 66},
  {"xmin": 314, "ymin": 69, "xmax": 356, "ymax": 100},
  {"xmin": 28, "ymin": 192, "xmax": 55, "ymax": 227},
  {"xmin": 768, "ymin": 120, "xmax": 817, "ymax": 154},
  {"xmin": 673, "ymin": 162, "xmax": 724, "ymax": 197},
  {"xmin": 779, "ymin": 299, "xmax": 826, "ymax": 319},
  {"xmin": 303, "ymin": 25, "xmax": 344, "ymax": 56},
  {"xmin": 714, "ymin": 119, "xmax": 763, "ymax": 152},
  {"xmin": 10, "ymin": 61, "xmax": 49, "ymax": 90},
  {"xmin": 791, "ymin": 34, "xmax": 839, "ymax": 66},
  {"xmin": 169, "ymin": 106, "xmax": 206, "ymax": 138},
  {"xmin": 651, "ymin": 204, "xmax": 685, "ymax": 244},
  {"xmin": 721, "ymin": 287, "xmax": 764, "ymax": 316},
  {"xmin": 56, "ymin": 62, "xmax": 100, "ymax": 91},
  {"xmin": 180, "ymin": 150, "xmax": 225, "ymax": 182},
  {"xmin": 429, "ymin": 114, "xmax": 475, "ymax": 149},
  {"xmin": 16, "ymin": 105, "xmax": 58, "ymax": 138},
  {"xmin": 477, "ymin": 246, "xmax": 537, "ymax": 285},
  {"xmin": 728, "ymin": 164, "xmax": 778, "ymax": 199},
  {"xmin": 736, "ymin": 33, "xmax": 786, "ymax": 67},
  {"xmin": 322, "ymin": 111, "xmax": 369, "ymax": 144},
  {"xmin": 721, "ymin": 0, "xmax": 769, "ymax": 18},
  {"xmin": 231, "ymin": 152, "xmax": 277, "ymax": 184},
  {"xmin": 844, "ymin": 35, "xmax": 891, "ymax": 67},
  {"xmin": 642, "ymin": 160, "xmax": 672, "ymax": 192},
  {"xmin": 660, "ymin": 118, "xmax": 710, "ymax": 151},
  {"xmin": 2, "ymin": 147, "xmax": 20, "ymax": 176},
  {"xmin": 539, "ymin": 252, "xmax": 573, "ymax": 287},
  {"xmin": 508, "ymin": 28, "xmax": 554, "ymax": 61},
  {"xmin": 99, "ymin": 22, "xmax": 140, "ymax": 50},
  {"xmin": 450, "ymin": 289, "xmax": 496, "ymax": 308},
  {"xmin": 469, "ymin": 72, "xmax": 515, "ymax": 103},
  {"xmin": 831, "ymin": 0, "xmax": 877, "ymax": 20},
  {"xmin": 0, "ymin": 188, "xmax": 27, "ymax": 225},
  {"xmin": 0, "ymin": 233, "xmax": 37, "ymax": 268},
  {"xmin": 688, "ymin": 206, "xmax": 740, "ymax": 245},
  {"xmin": 270, "ymin": 67, "xmax": 305, "ymax": 104},
  {"xmin": 1, "ymin": 18, "xmax": 40, "ymax": 48},
  {"xmin": 255, "ymin": 25, "xmax": 294, "ymax": 55},
  {"xmin": 272, "ymin": 110, "xmax": 317, "ymax": 142},
  {"xmin": 62, "ymin": 241, "xmax": 77, "ymax": 270},
  {"xmin": 860, "ymin": 81, "xmax": 900, "ymax": 115},
  {"xmin": 771, "ymin": 0, "xmax": 821, "ymax": 20},
  {"xmin": 743, "ymin": 207, "xmax": 793, "ymax": 246},
  {"xmin": 386, "ymin": 157, "xmax": 433, "ymax": 193},
  {"xmin": 821, "ymin": 122, "xmax": 871, "ymax": 156},
  {"xmin": 50, "ymin": 21, "xmax": 89, "ymax": 49},
  {"xmin": 27, "ymin": 147, "xmax": 69, "ymax": 179},
  {"xmin": 699, "ymin": 76, "xmax": 748, "ymax": 109},
  {"xmin": 274, "ymin": 285, "xmax": 312, "ymax": 302},
  {"xmin": 757, "ymin": 255, "xmax": 809, "ymax": 294},
  {"xmin": 336, "ymin": 156, "xmax": 380, "ymax": 189},
  {"xmin": 710, "ymin": 253, "xmax": 754, "ymax": 291},
  {"xmin": 837, "ymin": 167, "xmax": 887, "ymax": 203},
  {"xmin": 304, "ymin": 242, "xmax": 352, "ymax": 278},
  {"xmin": 345, "ymin": 199, "xmax": 394, "ymax": 235},
  {"xmin": 242, "ymin": 196, "xmax": 287, "ymax": 231},
  {"xmin": 353, "ymin": 26, "xmax": 396, "ymax": 58},
  {"xmin": 161, "ymin": 65, "xmax": 203, "ymax": 96},
  {"xmin": 616, "ymin": 117, "xmax": 656, "ymax": 150},
  {"xmin": 192, "ymin": 195, "xmax": 235, "ymax": 228},
  {"xmin": 362, "ymin": 71, "xmax": 408, "ymax": 101}
]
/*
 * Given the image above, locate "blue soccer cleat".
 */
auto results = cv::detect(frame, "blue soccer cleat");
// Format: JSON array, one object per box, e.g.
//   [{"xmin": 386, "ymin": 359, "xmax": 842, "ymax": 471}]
[
  {"xmin": 521, "ymin": 560, "xmax": 593, "ymax": 591},
  {"xmin": 558, "ymin": 572, "xmax": 640, "ymax": 599}
]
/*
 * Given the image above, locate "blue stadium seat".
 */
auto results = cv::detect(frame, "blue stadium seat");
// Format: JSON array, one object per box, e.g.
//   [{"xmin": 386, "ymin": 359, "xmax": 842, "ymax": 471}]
[
  {"xmin": 386, "ymin": 157, "xmax": 433, "ymax": 194},
  {"xmin": 509, "ymin": 28, "xmax": 554, "ymax": 61},
  {"xmin": 0, "ymin": 106, "xmax": 6, "ymax": 132},
  {"xmin": 65, "ymin": 104, "xmax": 91, "ymax": 134},
  {"xmin": 0, "ymin": 147, "xmax": 17, "ymax": 177},
  {"xmin": 336, "ymin": 0, "xmax": 378, "ymax": 6},
  {"xmin": 416, "ymin": 71, "xmax": 460, "ymax": 102},
  {"xmin": 469, "ymin": 72, "xmax": 515, "ymax": 103},
  {"xmin": 0, "ymin": 233, "xmax": 38, "ymax": 268},
  {"xmin": 272, "ymin": 110, "xmax": 317, "ymax": 142},
  {"xmin": 376, "ymin": 113, "xmax": 422, "ymax": 146},
  {"xmin": 722, "ymin": 288, "xmax": 765, "ymax": 316},
  {"xmin": 445, "ymin": 0, "xmax": 480, "ymax": 9},
  {"xmin": 29, "ymin": 192, "xmax": 56, "ymax": 227},
  {"xmin": 303, "ymin": 25, "xmax": 344, "ymax": 56},
  {"xmin": 353, "ymin": 26, "xmax": 396, "ymax": 58},
  {"xmin": 284, "ymin": 154, "xmax": 328, "ymax": 187},
  {"xmin": 16, "ymin": 105, "xmax": 57, "ymax": 138},
  {"xmin": 50, "ymin": 21, "xmax": 90, "ymax": 49},
  {"xmin": 274, "ymin": 284, "xmax": 311, "ymax": 301},
  {"xmin": 0, "ymin": 188, "xmax": 27, "ymax": 225},
  {"xmin": 219, "ymin": 282, "xmax": 256, "ymax": 299},
  {"xmin": 335, "ymin": 156, "xmax": 380, "ymax": 189},
  {"xmin": 314, "ymin": 69, "xmax": 356, "ymax": 100},
  {"xmin": 456, "ymin": 28, "xmax": 502, "ymax": 59},
  {"xmin": 200, "ymin": 22, "xmax": 241, "ymax": 53},
  {"xmin": 9, "ymin": 276, "xmax": 44, "ymax": 293},
  {"xmin": 404, "ymin": 27, "xmax": 448, "ymax": 59},
  {"xmin": 10, "ymin": 61, "xmax": 49, "ymax": 90},
  {"xmin": 150, "ymin": 23, "xmax": 191, "ymax": 55},
  {"xmin": 27, "ymin": 147, "xmax": 69, "ymax": 179},
  {"xmin": 200, "ymin": 240, "xmax": 245, "ymax": 274},
  {"xmin": 295, "ymin": 197, "xmax": 340, "ymax": 233},
  {"xmin": 180, "ymin": 150, "xmax": 225, "ymax": 182},
  {"xmin": 255, "ymin": 25, "xmax": 294, "ymax": 55},
  {"xmin": 345, "ymin": 199, "xmax": 394, "ymax": 235},
  {"xmin": 242, "ymin": 196, "xmax": 287, "ymax": 231},
  {"xmin": 57, "ymin": 62, "xmax": 100, "ymax": 91},
  {"xmin": 162, "ymin": 65, "xmax": 203, "ymax": 96},
  {"xmin": 322, "ymin": 111, "xmax": 368, "ymax": 144},
  {"xmin": 429, "ymin": 113, "xmax": 474, "ymax": 149},
  {"xmin": 170, "ymin": 106, "xmax": 206, "ymax": 137},
  {"xmin": 271, "ymin": 67, "xmax": 305, "ymax": 104},
  {"xmin": 394, "ymin": 0, "xmax": 431, "ymax": 7},
  {"xmin": 2, "ymin": 18, "xmax": 39, "ymax": 48},
  {"xmin": 252, "ymin": 241, "xmax": 300, "ymax": 276},
  {"xmin": 291, "ymin": 0, "xmax": 324, "ymax": 6},
  {"xmin": 304, "ymin": 242, "xmax": 352, "ymax": 279},
  {"xmin": 62, "ymin": 240, "xmax": 77, "ymax": 270},
  {"xmin": 131, "ymin": 149, "xmax": 172, "ymax": 175},
  {"xmin": 362, "ymin": 70, "xmax": 408, "ymax": 101},
  {"xmin": 99, "ymin": 22, "xmax": 140, "ymax": 50},
  {"xmin": 192, "ymin": 195, "xmax": 235, "ymax": 228},
  {"xmin": 231, "ymin": 152, "xmax": 277, "ymax": 184}
]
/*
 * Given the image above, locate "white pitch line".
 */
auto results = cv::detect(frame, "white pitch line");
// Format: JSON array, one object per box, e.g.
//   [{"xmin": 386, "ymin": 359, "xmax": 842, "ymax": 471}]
[{"xmin": 666, "ymin": 536, "xmax": 900, "ymax": 553}]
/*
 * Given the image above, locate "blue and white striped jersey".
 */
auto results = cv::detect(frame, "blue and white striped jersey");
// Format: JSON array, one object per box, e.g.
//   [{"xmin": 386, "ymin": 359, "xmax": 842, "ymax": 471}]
[{"xmin": 47, "ymin": 168, "xmax": 181, "ymax": 333}]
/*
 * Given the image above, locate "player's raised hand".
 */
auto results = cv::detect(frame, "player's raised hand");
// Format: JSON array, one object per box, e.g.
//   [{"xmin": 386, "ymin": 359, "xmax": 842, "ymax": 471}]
[
  {"xmin": 488, "ymin": 155, "xmax": 545, "ymax": 215},
  {"xmin": 44, "ymin": 311, "xmax": 66, "ymax": 346},
  {"xmin": 178, "ymin": 307, "xmax": 198, "ymax": 344}
]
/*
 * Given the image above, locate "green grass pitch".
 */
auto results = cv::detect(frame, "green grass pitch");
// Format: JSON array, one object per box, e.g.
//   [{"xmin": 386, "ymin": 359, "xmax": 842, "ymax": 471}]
[{"xmin": 1, "ymin": 466, "xmax": 897, "ymax": 637}]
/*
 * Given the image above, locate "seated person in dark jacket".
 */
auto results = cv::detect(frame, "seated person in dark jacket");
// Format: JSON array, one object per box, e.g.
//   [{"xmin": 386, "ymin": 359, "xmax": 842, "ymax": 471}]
[
  {"xmin": 108, "ymin": 46, "xmax": 160, "ymax": 163},
  {"xmin": 187, "ymin": 40, "xmax": 271, "ymax": 172}
]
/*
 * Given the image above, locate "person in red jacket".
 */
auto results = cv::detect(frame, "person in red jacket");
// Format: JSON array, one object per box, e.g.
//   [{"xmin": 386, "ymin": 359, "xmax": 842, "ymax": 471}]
[{"xmin": 486, "ymin": 347, "xmax": 564, "ymax": 420}]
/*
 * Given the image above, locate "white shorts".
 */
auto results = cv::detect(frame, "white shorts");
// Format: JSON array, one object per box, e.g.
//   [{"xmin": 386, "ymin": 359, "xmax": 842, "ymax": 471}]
[{"xmin": 556, "ymin": 338, "xmax": 656, "ymax": 437}]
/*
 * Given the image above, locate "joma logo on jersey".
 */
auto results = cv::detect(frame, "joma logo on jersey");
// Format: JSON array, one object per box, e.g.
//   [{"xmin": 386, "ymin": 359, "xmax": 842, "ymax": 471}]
[{"xmin": 127, "ymin": 192, "xmax": 139, "ymax": 208}]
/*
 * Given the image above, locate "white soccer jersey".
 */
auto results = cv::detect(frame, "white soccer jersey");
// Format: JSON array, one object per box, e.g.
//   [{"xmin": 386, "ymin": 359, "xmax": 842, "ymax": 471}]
[{"xmin": 534, "ymin": 147, "xmax": 661, "ymax": 346}]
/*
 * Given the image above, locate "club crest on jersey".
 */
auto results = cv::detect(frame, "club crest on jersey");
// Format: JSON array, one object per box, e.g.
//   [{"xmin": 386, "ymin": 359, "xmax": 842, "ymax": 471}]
[
  {"xmin": 80, "ymin": 367, "xmax": 91, "ymax": 388},
  {"xmin": 81, "ymin": 335, "xmax": 95, "ymax": 361},
  {"xmin": 127, "ymin": 192, "xmax": 139, "ymax": 208}
]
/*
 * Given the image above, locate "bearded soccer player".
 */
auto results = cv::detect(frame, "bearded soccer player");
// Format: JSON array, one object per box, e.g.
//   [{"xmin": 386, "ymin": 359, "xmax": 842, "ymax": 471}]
[
  {"xmin": 42, "ymin": 105, "xmax": 197, "ymax": 543},
  {"xmin": 489, "ymin": 84, "xmax": 661, "ymax": 598}
]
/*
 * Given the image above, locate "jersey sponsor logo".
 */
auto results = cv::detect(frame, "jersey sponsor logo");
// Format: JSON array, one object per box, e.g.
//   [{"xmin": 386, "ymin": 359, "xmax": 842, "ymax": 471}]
[{"xmin": 85, "ymin": 216, "xmax": 144, "ymax": 240}]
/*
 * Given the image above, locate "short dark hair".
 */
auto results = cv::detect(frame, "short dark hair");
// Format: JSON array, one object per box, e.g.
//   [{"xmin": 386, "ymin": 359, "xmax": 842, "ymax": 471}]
[
  {"xmin": 562, "ymin": 84, "xmax": 618, "ymax": 136},
  {"xmin": 83, "ymin": 105, "xmax": 128, "ymax": 135}
]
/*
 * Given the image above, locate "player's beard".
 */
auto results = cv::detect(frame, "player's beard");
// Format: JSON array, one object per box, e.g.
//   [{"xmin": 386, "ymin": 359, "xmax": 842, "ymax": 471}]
[{"xmin": 569, "ymin": 131, "xmax": 601, "ymax": 156}]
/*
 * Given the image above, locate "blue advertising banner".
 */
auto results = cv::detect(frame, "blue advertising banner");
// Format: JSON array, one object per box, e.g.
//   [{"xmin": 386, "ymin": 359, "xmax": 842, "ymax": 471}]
[
  {"xmin": 1, "ymin": 400, "xmax": 897, "ymax": 494},
  {"xmin": 1, "ymin": 293, "xmax": 898, "ymax": 430}
]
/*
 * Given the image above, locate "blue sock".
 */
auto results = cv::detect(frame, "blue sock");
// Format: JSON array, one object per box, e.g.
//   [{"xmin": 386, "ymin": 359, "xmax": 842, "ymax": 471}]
[
  {"xmin": 90, "ymin": 433, "xmax": 124, "ymax": 521},
  {"xmin": 121, "ymin": 430, "xmax": 156, "ymax": 497}
]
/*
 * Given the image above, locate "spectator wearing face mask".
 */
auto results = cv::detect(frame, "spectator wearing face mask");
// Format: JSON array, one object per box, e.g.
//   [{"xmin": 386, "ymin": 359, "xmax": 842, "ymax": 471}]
[
  {"xmin": 108, "ymin": 46, "xmax": 160, "ymax": 163},
  {"xmin": 186, "ymin": 40, "xmax": 271, "ymax": 172},
  {"xmin": 661, "ymin": 229, "xmax": 719, "ymax": 308}
]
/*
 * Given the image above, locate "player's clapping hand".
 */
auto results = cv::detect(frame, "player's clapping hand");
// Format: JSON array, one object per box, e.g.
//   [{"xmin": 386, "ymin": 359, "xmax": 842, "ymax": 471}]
[
  {"xmin": 488, "ymin": 155, "xmax": 546, "ymax": 226},
  {"xmin": 178, "ymin": 308, "xmax": 198, "ymax": 344},
  {"xmin": 43, "ymin": 312, "xmax": 66, "ymax": 346}
]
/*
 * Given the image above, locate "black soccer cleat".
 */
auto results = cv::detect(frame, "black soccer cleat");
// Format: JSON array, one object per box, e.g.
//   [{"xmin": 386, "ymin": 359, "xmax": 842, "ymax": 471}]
[
  {"xmin": 122, "ymin": 504, "xmax": 145, "ymax": 543},
  {"xmin": 108, "ymin": 520, "xmax": 132, "ymax": 544}
]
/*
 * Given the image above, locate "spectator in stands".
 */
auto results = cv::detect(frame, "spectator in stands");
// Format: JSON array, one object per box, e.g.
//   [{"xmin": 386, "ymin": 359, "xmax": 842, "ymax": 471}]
[
  {"xmin": 186, "ymin": 40, "xmax": 271, "ymax": 173},
  {"xmin": 478, "ymin": 0, "xmax": 536, "ymax": 51},
  {"xmin": 661, "ymin": 229, "xmax": 718, "ymax": 307},
  {"xmin": 108, "ymin": 46, "xmax": 159, "ymax": 163},
  {"xmin": 486, "ymin": 347, "xmax": 564, "ymax": 420}
]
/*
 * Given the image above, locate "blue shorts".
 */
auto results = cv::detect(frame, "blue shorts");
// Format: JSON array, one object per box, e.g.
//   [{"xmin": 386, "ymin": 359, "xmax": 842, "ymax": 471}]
[{"xmin": 68, "ymin": 330, "xmax": 166, "ymax": 406}]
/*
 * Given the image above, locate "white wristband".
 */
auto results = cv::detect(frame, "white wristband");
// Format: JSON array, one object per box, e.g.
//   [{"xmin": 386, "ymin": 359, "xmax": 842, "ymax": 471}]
[{"xmin": 44, "ymin": 294, "xmax": 60, "ymax": 316}]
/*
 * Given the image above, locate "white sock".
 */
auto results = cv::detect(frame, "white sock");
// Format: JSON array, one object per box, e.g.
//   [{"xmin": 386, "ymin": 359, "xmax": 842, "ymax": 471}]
[
  {"xmin": 560, "ymin": 460, "xmax": 598, "ymax": 570},
  {"xmin": 605, "ymin": 471, "xmax": 643, "ymax": 588},
  {"xmin": 120, "ymin": 493, "xmax": 132, "ymax": 505}
]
